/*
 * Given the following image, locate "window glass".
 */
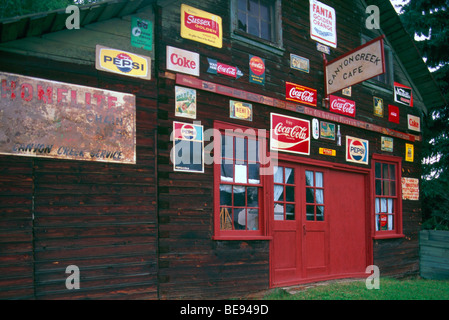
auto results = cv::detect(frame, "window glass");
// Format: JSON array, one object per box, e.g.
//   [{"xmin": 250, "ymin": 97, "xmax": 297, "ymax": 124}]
[
  {"xmin": 374, "ymin": 160, "xmax": 399, "ymax": 234},
  {"xmin": 273, "ymin": 166, "xmax": 295, "ymax": 221}
]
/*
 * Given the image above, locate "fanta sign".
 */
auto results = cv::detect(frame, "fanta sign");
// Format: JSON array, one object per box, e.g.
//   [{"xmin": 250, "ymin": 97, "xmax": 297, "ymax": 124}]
[
  {"xmin": 95, "ymin": 45, "xmax": 151, "ymax": 80},
  {"xmin": 286, "ymin": 82, "xmax": 317, "ymax": 107},
  {"xmin": 270, "ymin": 113, "xmax": 310, "ymax": 155},
  {"xmin": 180, "ymin": 4, "xmax": 222, "ymax": 48},
  {"xmin": 166, "ymin": 46, "xmax": 200, "ymax": 76},
  {"xmin": 346, "ymin": 136, "xmax": 369, "ymax": 165}
]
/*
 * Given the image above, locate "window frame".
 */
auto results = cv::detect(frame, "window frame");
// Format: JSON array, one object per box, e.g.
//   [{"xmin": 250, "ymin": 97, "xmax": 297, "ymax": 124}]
[
  {"xmin": 362, "ymin": 35, "xmax": 394, "ymax": 91},
  {"xmin": 230, "ymin": 0, "xmax": 284, "ymax": 55},
  {"xmin": 213, "ymin": 121, "xmax": 271, "ymax": 240},
  {"xmin": 371, "ymin": 154, "xmax": 404, "ymax": 239}
]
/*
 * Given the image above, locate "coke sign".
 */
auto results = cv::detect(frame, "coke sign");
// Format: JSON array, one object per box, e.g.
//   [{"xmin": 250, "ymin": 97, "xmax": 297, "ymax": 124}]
[
  {"xmin": 285, "ymin": 82, "xmax": 317, "ymax": 107},
  {"xmin": 270, "ymin": 113, "xmax": 310, "ymax": 155},
  {"xmin": 166, "ymin": 46, "xmax": 200, "ymax": 76},
  {"xmin": 329, "ymin": 95, "xmax": 356, "ymax": 117}
]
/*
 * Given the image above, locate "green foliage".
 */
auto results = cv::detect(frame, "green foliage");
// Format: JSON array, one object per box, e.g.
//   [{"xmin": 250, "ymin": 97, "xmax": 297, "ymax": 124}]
[
  {"xmin": 0, "ymin": 0, "xmax": 74, "ymax": 19},
  {"xmin": 398, "ymin": 0, "xmax": 449, "ymax": 230}
]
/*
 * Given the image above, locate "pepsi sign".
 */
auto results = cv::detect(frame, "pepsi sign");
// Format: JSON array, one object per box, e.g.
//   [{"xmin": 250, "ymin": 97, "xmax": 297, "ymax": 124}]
[{"xmin": 346, "ymin": 136, "xmax": 369, "ymax": 165}]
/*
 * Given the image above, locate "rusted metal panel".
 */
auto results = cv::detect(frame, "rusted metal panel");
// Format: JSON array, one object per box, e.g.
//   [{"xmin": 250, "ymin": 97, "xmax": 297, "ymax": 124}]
[{"xmin": 0, "ymin": 71, "xmax": 136, "ymax": 164}]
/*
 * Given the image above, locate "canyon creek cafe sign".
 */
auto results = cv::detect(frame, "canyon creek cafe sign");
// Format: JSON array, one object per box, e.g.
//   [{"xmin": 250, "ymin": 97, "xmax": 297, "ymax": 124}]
[
  {"xmin": 0, "ymin": 72, "xmax": 136, "ymax": 164},
  {"xmin": 325, "ymin": 36, "xmax": 385, "ymax": 95}
]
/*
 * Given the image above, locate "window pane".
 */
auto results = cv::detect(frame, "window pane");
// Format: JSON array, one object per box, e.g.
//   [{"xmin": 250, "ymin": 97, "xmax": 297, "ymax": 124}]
[
  {"xmin": 222, "ymin": 134, "xmax": 233, "ymax": 159},
  {"xmin": 234, "ymin": 208, "xmax": 245, "ymax": 230},
  {"xmin": 248, "ymin": 15, "xmax": 259, "ymax": 37},
  {"xmin": 249, "ymin": 0, "xmax": 259, "ymax": 14},
  {"xmin": 306, "ymin": 205, "xmax": 315, "ymax": 221},
  {"xmin": 375, "ymin": 179, "xmax": 381, "ymax": 195},
  {"xmin": 316, "ymin": 206, "xmax": 324, "ymax": 221},
  {"xmin": 274, "ymin": 185, "xmax": 284, "ymax": 202},
  {"xmin": 286, "ymin": 186, "xmax": 295, "ymax": 202},
  {"xmin": 375, "ymin": 198, "xmax": 380, "ymax": 213},
  {"xmin": 306, "ymin": 188, "xmax": 314, "ymax": 203},
  {"xmin": 260, "ymin": 22, "xmax": 271, "ymax": 41},
  {"xmin": 285, "ymin": 167, "xmax": 294, "ymax": 184},
  {"xmin": 383, "ymin": 180, "xmax": 390, "ymax": 196},
  {"xmin": 387, "ymin": 199, "xmax": 394, "ymax": 213},
  {"xmin": 233, "ymin": 186, "xmax": 245, "ymax": 206},
  {"xmin": 237, "ymin": 11, "xmax": 247, "ymax": 32},
  {"xmin": 220, "ymin": 207, "xmax": 233, "ymax": 230},
  {"xmin": 220, "ymin": 185, "xmax": 232, "ymax": 206},
  {"xmin": 315, "ymin": 172, "xmax": 323, "ymax": 188},
  {"xmin": 274, "ymin": 203, "xmax": 284, "ymax": 220},
  {"xmin": 235, "ymin": 137, "xmax": 247, "ymax": 161},
  {"xmin": 375, "ymin": 162, "xmax": 381, "ymax": 178},
  {"xmin": 306, "ymin": 171, "xmax": 314, "ymax": 186},
  {"xmin": 390, "ymin": 164, "xmax": 396, "ymax": 180},
  {"xmin": 390, "ymin": 181, "xmax": 396, "ymax": 196},
  {"xmin": 248, "ymin": 163, "xmax": 260, "ymax": 184},
  {"xmin": 247, "ymin": 187, "xmax": 259, "ymax": 207},
  {"xmin": 248, "ymin": 209, "xmax": 259, "ymax": 230},
  {"xmin": 237, "ymin": 0, "xmax": 247, "ymax": 11},
  {"xmin": 260, "ymin": 2, "xmax": 270, "ymax": 20},
  {"xmin": 316, "ymin": 189, "xmax": 324, "ymax": 204},
  {"xmin": 248, "ymin": 138, "xmax": 258, "ymax": 162},
  {"xmin": 221, "ymin": 162, "xmax": 234, "ymax": 182},
  {"xmin": 382, "ymin": 163, "xmax": 389, "ymax": 179},
  {"xmin": 286, "ymin": 204, "xmax": 295, "ymax": 220},
  {"xmin": 235, "ymin": 164, "xmax": 247, "ymax": 183},
  {"xmin": 274, "ymin": 166, "xmax": 283, "ymax": 183}
]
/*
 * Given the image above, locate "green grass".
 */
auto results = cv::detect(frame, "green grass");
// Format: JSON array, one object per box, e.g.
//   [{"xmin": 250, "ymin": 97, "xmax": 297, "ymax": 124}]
[{"xmin": 263, "ymin": 278, "xmax": 449, "ymax": 300}]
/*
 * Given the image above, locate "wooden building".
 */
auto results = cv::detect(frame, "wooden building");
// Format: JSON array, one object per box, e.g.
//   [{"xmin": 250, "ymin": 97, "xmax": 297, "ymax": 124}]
[{"xmin": 0, "ymin": 0, "xmax": 445, "ymax": 299}]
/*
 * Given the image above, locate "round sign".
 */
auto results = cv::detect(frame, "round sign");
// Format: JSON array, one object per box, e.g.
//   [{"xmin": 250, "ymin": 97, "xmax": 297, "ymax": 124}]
[{"xmin": 249, "ymin": 56, "xmax": 265, "ymax": 76}]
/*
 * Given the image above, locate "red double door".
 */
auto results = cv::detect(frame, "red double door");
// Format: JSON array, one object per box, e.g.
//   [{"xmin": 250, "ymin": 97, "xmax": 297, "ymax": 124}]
[{"xmin": 270, "ymin": 162, "xmax": 369, "ymax": 287}]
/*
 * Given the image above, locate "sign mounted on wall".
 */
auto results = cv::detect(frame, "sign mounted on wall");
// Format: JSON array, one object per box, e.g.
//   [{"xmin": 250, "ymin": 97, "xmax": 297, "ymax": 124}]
[
  {"xmin": 402, "ymin": 177, "xmax": 419, "ymax": 200},
  {"xmin": 285, "ymin": 82, "xmax": 317, "ymax": 107},
  {"xmin": 329, "ymin": 95, "xmax": 356, "ymax": 117},
  {"xmin": 374, "ymin": 97, "xmax": 384, "ymax": 117},
  {"xmin": 405, "ymin": 143, "xmax": 414, "ymax": 162},
  {"xmin": 290, "ymin": 54, "xmax": 310, "ymax": 73},
  {"xmin": 0, "ymin": 72, "xmax": 136, "ymax": 164},
  {"xmin": 408, "ymin": 114, "xmax": 420, "ymax": 132},
  {"xmin": 180, "ymin": 4, "xmax": 222, "ymax": 48},
  {"xmin": 249, "ymin": 55, "xmax": 266, "ymax": 85},
  {"xmin": 172, "ymin": 121, "xmax": 204, "ymax": 173},
  {"xmin": 230, "ymin": 100, "xmax": 252, "ymax": 121},
  {"xmin": 346, "ymin": 136, "xmax": 369, "ymax": 165},
  {"xmin": 270, "ymin": 113, "xmax": 310, "ymax": 156},
  {"xmin": 381, "ymin": 136, "xmax": 394, "ymax": 152},
  {"xmin": 388, "ymin": 105, "xmax": 400, "ymax": 124},
  {"xmin": 394, "ymin": 82, "xmax": 413, "ymax": 107},
  {"xmin": 310, "ymin": 0, "xmax": 337, "ymax": 48},
  {"xmin": 166, "ymin": 46, "xmax": 200, "ymax": 76},
  {"xmin": 325, "ymin": 36, "xmax": 385, "ymax": 95},
  {"xmin": 131, "ymin": 17, "xmax": 153, "ymax": 51},
  {"xmin": 175, "ymin": 86, "xmax": 196, "ymax": 119},
  {"xmin": 95, "ymin": 45, "xmax": 151, "ymax": 80},
  {"xmin": 207, "ymin": 58, "xmax": 243, "ymax": 79}
]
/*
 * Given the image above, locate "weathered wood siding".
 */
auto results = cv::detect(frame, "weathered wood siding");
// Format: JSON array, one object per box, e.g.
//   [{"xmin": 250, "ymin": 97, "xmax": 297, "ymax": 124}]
[{"xmin": 420, "ymin": 230, "xmax": 449, "ymax": 280}]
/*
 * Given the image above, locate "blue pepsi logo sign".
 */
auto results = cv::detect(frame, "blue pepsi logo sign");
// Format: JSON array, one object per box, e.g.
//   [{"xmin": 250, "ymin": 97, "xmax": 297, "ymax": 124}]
[{"xmin": 346, "ymin": 136, "xmax": 369, "ymax": 165}]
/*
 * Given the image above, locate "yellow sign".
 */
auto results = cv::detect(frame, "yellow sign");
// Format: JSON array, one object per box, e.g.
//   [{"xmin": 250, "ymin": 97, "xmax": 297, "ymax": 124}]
[
  {"xmin": 319, "ymin": 148, "xmax": 336, "ymax": 156},
  {"xmin": 95, "ymin": 45, "xmax": 151, "ymax": 80},
  {"xmin": 180, "ymin": 4, "xmax": 222, "ymax": 48},
  {"xmin": 405, "ymin": 143, "xmax": 414, "ymax": 162}
]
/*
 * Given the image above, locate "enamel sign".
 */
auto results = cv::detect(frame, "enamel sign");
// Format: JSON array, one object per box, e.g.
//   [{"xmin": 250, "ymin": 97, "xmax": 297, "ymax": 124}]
[
  {"xmin": 166, "ymin": 46, "xmax": 200, "ymax": 76},
  {"xmin": 95, "ymin": 45, "xmax": 151, "ymax": 80},
  {"xmin": 285, "ymin": 82, "xmax": 317, "ymax": 107},
  {"xmin": 180, "ymin": 4, "xmax": 222, "ymax": 48},
  {"xmin": 172, "ymin": 121, "xmax": 204, "ymax": 173},
  {"xmin": 346, "ymin": 136, "xmax": 369, "ymax": 165},
  {"xmin": 310, "ymin": 0, "xmax": 337, "ymax": 48},
  {"xmin": 325, "ymin": 36, "xmax": 385, "ymax": 95},
  {"xmin": 270, "ymin": 113, "xmax": 310, "ymax": 155}
]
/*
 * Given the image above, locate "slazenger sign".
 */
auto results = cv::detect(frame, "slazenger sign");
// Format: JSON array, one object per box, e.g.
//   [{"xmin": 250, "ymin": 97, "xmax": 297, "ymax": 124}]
[
  {"xmin": 325, "ymin": 36, "xmax": 385, "ymax": 95},
  {"xmin": 270, "ymin": 113, "xmax": 310, "ymax": 155},
  {"xmin": 95, "ymin": 45, "xmax": 151, "ymax": 80},
  {"xmin": 166, "ymin": 46, "xmax": 200, "ymax": 76}
]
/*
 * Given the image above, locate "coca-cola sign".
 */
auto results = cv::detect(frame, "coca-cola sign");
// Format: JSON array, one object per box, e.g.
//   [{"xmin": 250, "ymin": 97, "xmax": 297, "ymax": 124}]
[
  {"xmin": 329, "ymin": 95, "xmax": 356, "ymax": 117},
  {"xmin": 270, "ymin": 113, "xmax": 310, "ymax": 155},
  {"xmin": 285, "ymin": 82, "xmax": 317, "ymax": 107}
]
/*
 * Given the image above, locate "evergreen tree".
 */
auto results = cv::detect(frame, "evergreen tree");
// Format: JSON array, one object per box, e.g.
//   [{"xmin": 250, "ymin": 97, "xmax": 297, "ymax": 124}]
[{"xmin": 399, "ymin": 0, "xmax": 449, "ymax": 229}]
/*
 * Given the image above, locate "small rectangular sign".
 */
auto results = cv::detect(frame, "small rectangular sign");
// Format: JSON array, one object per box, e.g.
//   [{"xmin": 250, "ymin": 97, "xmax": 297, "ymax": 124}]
[
  {"xmin": 131, "ymin": 17, "xmax": 153, "ymax": 51},
  {"xmin": 405, "ymin": 143, "xmax": 414, "ymax": 162},
  {"xmin": 394, "ymin": 82, "xmax": 413, "ymax": 107},
  {"xmin": 374, "ymin": 97, "xmax": 383, "ymax": 117},
  {"xmin": 310, "ymin": 0, "xmax": 337, "ymax": 48},
  {"xmin": 166, "ymin": 46, "xmax": 200, "ymax": 76},
  {"xmin": 172, "ymin": 121, "xmax": 204, "ymax": 173},
  {"xmin": 175, "ymin": 86, "xmax": 196, "ymax": 119},
  {"xmin": 290, "ymin": 54, "xmax": 309, "ymax": 73},
  {"xmin": 381, "ymin": 136, "xmax": 393, "ymax": 152},
  {"xmin": 329, "ymin": 95, "xmax": 356, "ymax": 117},
  {"xmin": 320, "ymin": 121, "xmax": 335, "ymax": 140},
  {"xmin": 270, "ymin": 113, "xmax": 310, "ymax": 155},
  {"xmin": 407, "ymin": 114, "xmax": 420, "ymax": 132},
  {"xmin": 180, "ymin": 4, "xmax": 222, "ymax": 48},
  {"xmin": 346, "ymin": 136, "xmax": 369, "ymax": 165},
  {"xmin": 319, "ymin": 148, "xmax": 336, "ymax": 156},
  {"xmin": 388, "ymin": 105, "xmax": 400, "ymax": 124},
  {"xmin": 230, "ymin": 100, "xmax": 252, "ymax": 121},
  {"xmin": 286, "ymin": 82, "xmax": 317, "ymax": 107},
  {"xmin": 402, "ymin": 177, "xmax": 419, "ymax": 200}
]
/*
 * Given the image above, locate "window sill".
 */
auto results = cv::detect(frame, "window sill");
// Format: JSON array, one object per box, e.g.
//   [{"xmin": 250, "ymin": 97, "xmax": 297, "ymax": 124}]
[
  {"xmin": 373, "ymin": 233, "xmax": 405, "ymax": 240},
  {"xmin": 213, "ymin": 235, "xmax": 273, "ymax": 241},
  {"xmin": 362, "ymin": 80, "xmax": 393, "ymax": 95},
  {"xmin": 231, "ymin": 32, "xmax": 285, "ymax": 56}
]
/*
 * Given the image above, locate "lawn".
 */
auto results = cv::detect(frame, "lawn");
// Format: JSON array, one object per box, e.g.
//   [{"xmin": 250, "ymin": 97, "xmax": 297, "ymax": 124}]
[{"xmin": 263, "ymin": 277, "xmax": 449, "ymax": 300}]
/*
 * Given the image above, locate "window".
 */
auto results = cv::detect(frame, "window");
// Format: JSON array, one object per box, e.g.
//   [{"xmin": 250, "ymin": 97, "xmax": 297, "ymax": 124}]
[
  {"xmin": 373, "ymin": 155, "xmax": 403, "ymax": 238},
  {"xmin": 214, "ymin": 122, "xmax": 269, "ymax": 239},
  {"xmin": 231, "ymin": 0, "xmax": 283, "ymax": 54},
  {"xmin": 362, "ymin": 35, "xmax": 393, "ymax": 88},
  {"xmin": 273, "ymin": 166, "xmax": 295, "ymax": 221},
  {"xmin": 305, "ymin": 170, "xmax": 325, "ymax": 221}
]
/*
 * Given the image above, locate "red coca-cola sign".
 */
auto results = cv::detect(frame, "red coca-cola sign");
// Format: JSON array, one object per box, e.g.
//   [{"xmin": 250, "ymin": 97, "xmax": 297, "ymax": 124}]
[
  {"xmin": 329, "ymin": 95, "xmax": 356, "ymax": 117},
  {"xmin": 285, "ymin": 82, "xmax": 317, "ymax": 107},
  {"xmin": 270, "ymin": 113, "xmax": 310, "ymax": 155},
  {"xmin": 217, "ymin": 62, "xmax": 237, "ymax": 78}
]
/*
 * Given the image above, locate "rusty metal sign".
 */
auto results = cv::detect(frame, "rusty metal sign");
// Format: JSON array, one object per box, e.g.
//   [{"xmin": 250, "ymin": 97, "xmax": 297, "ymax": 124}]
[{"xmin": 0, "ymin": 72, "xmax": 136, "ymax": 164}]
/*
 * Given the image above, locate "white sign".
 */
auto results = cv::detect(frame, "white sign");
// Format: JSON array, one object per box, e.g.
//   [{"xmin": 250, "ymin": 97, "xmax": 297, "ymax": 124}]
[
  {"xmin": 310, "ymin": 0, "xmax": 337, "ymax": 48},
  {"xmin": 407, "ymin": 114, "xmax": 421, "ymax": 132},
  {"xmin": 166, "ymin": 46, "xmax": 200, "ymax": 76}
]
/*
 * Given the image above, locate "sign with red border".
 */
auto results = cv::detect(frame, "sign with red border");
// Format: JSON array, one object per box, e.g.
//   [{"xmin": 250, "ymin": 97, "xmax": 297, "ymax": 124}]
[
  {"xmin": 286, "ymin": 82, "xmax": 317, "ymax": 107},
  {"xmin": 329, "ymin": 95, "xmax": 356, "ymax": 117},
  {"xmin": 346, "ymin": 136, "xmax": 369, "ymax": 165},
  {"xmin": 270, "ymin": 113, "xmax": 310, "ymax": 155}
]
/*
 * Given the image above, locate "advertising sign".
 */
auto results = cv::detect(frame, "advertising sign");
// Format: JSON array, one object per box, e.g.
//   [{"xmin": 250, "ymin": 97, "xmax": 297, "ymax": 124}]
[
  {"xmin": 373, "ymin": 97, "xmax": 383, "ymax": 117},
  {"xmin": 310, "ymin": 0, "xmax": 337, "ymax": 48},
  {"xmin": 290, "ymin": 54, "xmax": 309, "ymax": 73},
  {"xmin": 408, "ymin": 114, "xmax": 420, "ymax": 132},
  {"xmin": 346, "ymin": 136, "xmax": 369, "ymax": 165},
  {"xmin": 405, "ymin": 143, "xmax": 414, "ymax": 162},
  {"xmin": 388, "ymin": 105, "xmax": 400, "ymax": 124},
  {"xmin": 230, "ymin": 101, "xmax": 252, "ymax": 121},
  {"xmin": 285, "ymin": 82, "xmax": 317, "ymax": 107},
  {"xmin": 180, "ymin": 4, "xmax": 222, "ymax": 48},
  {"xmin": 95, "ymin": 45, "xmax": 151, "ymax": 80},
  {"xmin": 131, "ymin": 17, "xmax": 153, "ymax": 51},
  {"xmin": 249, "ymin": 55, "xmax": 266, "ymax": 85},
  {"xmin": 329, "ymin": 95, "xmax": 356, "ymax": 117},
  {"xmin": 175, "ymin": 86, "xmax": 196, "ymax": 119},
  {"xmin": 325, "ymin": 36, "xmax": 385, "ymax": 95},
  {"xmin": 320, "ymin": 121, "xmax": 335, "ymax": 140},
  {"xmin": 166, "ymin": 46, "xmax": 200, "ymax": 76},
  {"xmin": 394, "ymin": 82, "xmax": 413, "ymax": 107},
  {"xmin": 207, "ymin": 58, "xmax": 243, "ymax": 79},
  {"xmin": 0, "ymin": 72, "xmax": 136, "ymax": 164},
  {"xmin": 172, "ymin": 121, "xmax": 204, "ymax": 172},
  {"xmin": 402, "ymin": 177, "xmax": 419, "ymax": 200},
  {"xmin": 270, "ymin": 113, "xmax": 310, "ymax": 155},
  {"xmin": 381, "ymin": 136, "xmax": 394, "ymax": 152}
]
